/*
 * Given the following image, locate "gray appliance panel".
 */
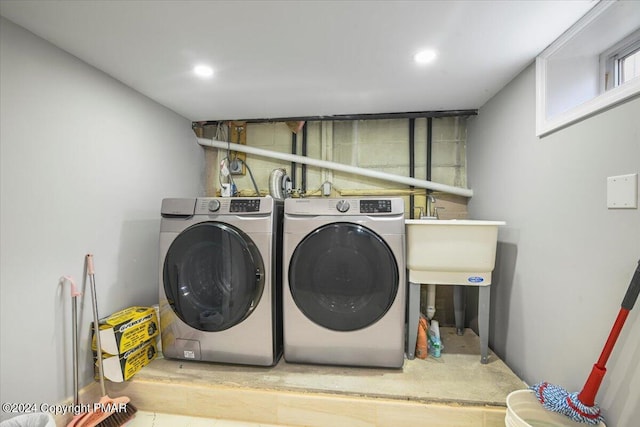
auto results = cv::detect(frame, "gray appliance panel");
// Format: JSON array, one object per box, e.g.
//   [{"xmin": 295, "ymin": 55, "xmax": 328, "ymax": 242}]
[
  {"xmin": 282, "ymin": 198, "xmax": 406, "ymax": 368},
  {"xmin": 159, "ymin": 197, "xmax": 282, "ymax": 366}
]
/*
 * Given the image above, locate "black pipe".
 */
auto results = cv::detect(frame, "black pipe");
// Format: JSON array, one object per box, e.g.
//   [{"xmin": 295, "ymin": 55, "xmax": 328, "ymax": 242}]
[
  {"xmin": 409, "ymin": 118, "xmax": 415, "ymax": 219},
  {"xmin": 426, "ymin": 118, "xmax": 433, "ymax": 205},
  {"xmin": 426, "ymin": 117, "xmax": 433, "ymax": 181},
  {"xmin": 197, "ymin": 109, "xmax": 477, "ymax": 127},
  {"xmin": 291, "ymin": 133, "xmax": 297, "ymax": 189},
  {"xmin": 301, "ymin": 123, "xmax": 307, "ymax": 194}
]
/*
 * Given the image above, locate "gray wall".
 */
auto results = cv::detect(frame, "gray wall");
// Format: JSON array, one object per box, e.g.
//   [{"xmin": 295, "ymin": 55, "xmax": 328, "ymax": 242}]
[
  {"xmin": 467, "ymin": 63, "xmax": 640, "ymax": 426},
  {"xmin": 0, "ymin": 18, "xmax": 203, "ymax": 419}
]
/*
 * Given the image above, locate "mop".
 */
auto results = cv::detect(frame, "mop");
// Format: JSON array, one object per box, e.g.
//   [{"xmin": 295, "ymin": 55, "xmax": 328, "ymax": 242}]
[{"xmin": 530, "ymin": 259, "xmax": 640, "ymax": 424}]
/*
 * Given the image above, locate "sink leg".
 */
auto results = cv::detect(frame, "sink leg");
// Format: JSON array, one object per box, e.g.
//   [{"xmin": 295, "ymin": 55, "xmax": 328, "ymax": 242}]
[
  {"xmin": 406, "ymin": 282, "xmax": 420, "ymax": 359},
  {"xmin": 453, "ymin": 285, "xmax": 466, "ymax": 336},
  {"xmin": 478, "ymin": 285, "xmax": 491, "ymax": 364}
]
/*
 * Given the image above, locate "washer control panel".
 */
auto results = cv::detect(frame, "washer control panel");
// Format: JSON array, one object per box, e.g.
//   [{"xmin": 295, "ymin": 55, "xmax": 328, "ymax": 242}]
[
  {"xmin": 230, "ymin": 198, "xmax": 261, "ymax": 213},
  {"xmin": 191, "ymin": 197, "xmax": 271, "ymax": 215},
  {"xmin": 360, "ymin": 199, "xmax": 392, "ymax": 213}
]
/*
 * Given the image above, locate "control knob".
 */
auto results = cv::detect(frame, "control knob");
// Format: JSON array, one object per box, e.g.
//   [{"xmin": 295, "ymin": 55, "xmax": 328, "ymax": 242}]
[
  {"xmin": 336, "ymin": 200, "xmax": 350, "ymax": 213},
  {"xmin": 208, "ymin": 199, "xmax": 221, "ymax": 212}
]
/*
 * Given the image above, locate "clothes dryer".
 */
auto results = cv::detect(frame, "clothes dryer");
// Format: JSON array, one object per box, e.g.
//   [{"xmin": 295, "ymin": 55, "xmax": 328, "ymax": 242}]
[
  {"xmin": 159, "ymin": 197, "xmax": 282, "ymax": 366},
  {"xmin": 283, "ymin": 198, "xmax": 406, "ymax": 368}
]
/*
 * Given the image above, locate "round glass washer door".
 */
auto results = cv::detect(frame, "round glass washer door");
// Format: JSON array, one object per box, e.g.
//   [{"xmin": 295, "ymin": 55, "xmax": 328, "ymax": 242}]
[
  {"xmin": 289, "ymin": 222, "xmax": 399, "ymax": 331},
  {"xmin": 163, "ymin": 222, "xmax": 265, "ymax": 332}
]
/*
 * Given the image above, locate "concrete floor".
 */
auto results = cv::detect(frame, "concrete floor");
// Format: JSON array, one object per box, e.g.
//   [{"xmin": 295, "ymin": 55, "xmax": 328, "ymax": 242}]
[
  {"xmin": 104, "ymin": 327, "xmax": 527, "ymax": 426},
  {"xmin": 136, "ymin": 327, "xmax": 525, "ymax": 406}
]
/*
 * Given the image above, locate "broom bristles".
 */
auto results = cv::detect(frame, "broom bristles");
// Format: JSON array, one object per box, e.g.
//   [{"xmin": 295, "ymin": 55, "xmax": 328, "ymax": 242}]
[
  {"xmin": 94, "ymin": 402, "xmax": 137, "ymax": 427},
  {"xmin": 72, "ymin": 395, "xmax": 137, "ymax": 427}
]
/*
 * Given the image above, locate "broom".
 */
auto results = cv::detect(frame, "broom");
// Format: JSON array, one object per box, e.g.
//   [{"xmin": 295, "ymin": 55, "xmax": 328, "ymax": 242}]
[
  {"xmin": 70, "ymin": 254, "xmax": 137, "ymax": 427},
  {"xmin": 530, "ymin": 259, "xmax": 640, "ymax": 425}
]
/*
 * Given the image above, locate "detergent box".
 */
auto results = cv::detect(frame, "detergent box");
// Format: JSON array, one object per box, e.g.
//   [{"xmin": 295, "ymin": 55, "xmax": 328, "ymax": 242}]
[
  {"xmin": 91, "ymin": 306, "xmax": 159, "ymax": 356},
  {"xmin": 95, "ymin": 339, "xmax": 158, "ymax": 382}
]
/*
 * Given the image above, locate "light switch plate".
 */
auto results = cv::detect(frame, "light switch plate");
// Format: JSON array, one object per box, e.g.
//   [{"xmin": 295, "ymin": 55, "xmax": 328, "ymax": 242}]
[{"xmin": 607, "ymin": 173, "xmax": 638, "ymax": 209}]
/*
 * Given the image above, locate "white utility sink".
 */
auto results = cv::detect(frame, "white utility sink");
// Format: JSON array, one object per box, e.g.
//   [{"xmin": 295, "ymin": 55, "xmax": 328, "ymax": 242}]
[
  {"xmin": 405, "ymin": 218, "xmax": 506, "ymax": 364},
  {"xmin": 405, "ymin": 219, "xmax": 505, "ymax": 286}
]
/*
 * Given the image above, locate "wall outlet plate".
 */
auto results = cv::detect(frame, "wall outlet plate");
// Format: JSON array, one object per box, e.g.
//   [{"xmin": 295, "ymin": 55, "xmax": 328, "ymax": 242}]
[{"xmin": 607, "ymin": 173, "xmax": 638, "ymax": 209}]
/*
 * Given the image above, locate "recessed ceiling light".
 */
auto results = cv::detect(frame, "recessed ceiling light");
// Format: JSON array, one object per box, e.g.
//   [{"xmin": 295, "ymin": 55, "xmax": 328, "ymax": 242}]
[
  {"xmin": 193, "ymin": 65, "xmax": 214, "ymax": 78},
  {"xmin": 414, "ymin": 49, "xmax": 437, "ymax": 65}
]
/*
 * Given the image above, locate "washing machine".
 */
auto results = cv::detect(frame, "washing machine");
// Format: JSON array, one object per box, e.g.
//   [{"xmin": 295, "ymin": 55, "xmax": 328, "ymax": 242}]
[
  {"xmin": 159, "ymin": 197, "xmax": 283, "ymax": 366},
  {"xmin": 283, "ymin": 197, "xmax": 406, "ymax": 368}
]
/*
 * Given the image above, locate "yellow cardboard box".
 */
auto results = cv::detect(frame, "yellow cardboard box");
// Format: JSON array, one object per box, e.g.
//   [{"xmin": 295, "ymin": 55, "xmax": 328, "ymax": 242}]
[
  {"xmin": 95, "ymin": 339, "xmax": 157, "ymax": 382},
  {"xmin": 92, "ymin": 306, "xmax": 158, "ymax": 356}
]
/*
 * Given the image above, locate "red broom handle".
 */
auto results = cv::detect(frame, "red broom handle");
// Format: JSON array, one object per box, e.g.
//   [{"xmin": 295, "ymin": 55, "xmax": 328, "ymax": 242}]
[{"xmin": 578, "ymin": 260, "xmax": 640, "ymax": 406}]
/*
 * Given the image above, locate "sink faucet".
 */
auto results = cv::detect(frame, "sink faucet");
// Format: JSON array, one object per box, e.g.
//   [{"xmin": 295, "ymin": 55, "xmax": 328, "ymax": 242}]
[{"xmin": 426, "ymin": 194, "xmax": 437, "ymax": 218}]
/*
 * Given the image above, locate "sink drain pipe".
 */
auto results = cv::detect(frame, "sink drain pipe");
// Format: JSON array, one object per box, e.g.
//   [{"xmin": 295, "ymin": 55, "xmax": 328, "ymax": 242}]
[{"xmin": 197, "ymin": 137, "xmax": 474, "ymax": 197}]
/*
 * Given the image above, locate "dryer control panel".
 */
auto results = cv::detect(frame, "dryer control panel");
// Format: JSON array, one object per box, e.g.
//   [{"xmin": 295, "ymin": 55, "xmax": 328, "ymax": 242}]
[
  {"xmin": 284, "ymin": 198, "xmax": 403, "ymax": 216},
  {"xmin": 360, "ymin": 199, "xmax": 392, "ymax": 214}
]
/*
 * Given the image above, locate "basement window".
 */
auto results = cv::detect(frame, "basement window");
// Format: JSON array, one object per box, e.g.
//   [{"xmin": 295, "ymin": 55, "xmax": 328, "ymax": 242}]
[
  {"xmin": 601, "ymin": 30, "xmax": 640, "ymax": 91},
  {"xmin": 536, "ymin": 1, "xmax": 640, "ymax": 137},
  {"xmin": 621, "ymin": 48, "xmax": 640, "ymax": 83}
]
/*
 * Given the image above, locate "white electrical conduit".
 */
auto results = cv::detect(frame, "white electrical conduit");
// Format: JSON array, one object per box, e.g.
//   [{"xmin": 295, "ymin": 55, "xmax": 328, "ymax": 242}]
[{"xmin": 197, "ymin": 138, "xmax": 474, "ymax": 198}]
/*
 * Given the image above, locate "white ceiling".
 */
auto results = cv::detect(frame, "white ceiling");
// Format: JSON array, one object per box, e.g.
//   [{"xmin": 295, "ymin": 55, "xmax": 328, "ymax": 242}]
[{"xmin": 0, "ymin": 0, "xmax": 596, "ymax": 122}]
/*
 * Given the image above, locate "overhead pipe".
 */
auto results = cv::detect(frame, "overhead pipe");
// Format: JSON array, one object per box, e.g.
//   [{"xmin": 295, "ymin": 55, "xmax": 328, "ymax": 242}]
[{"xmin": 197, "ymin": 138, "xmax": 474, "ymax": 198}]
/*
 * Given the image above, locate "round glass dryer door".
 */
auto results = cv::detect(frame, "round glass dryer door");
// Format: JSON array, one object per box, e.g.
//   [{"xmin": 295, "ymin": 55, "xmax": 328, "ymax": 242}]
[
  {"xmin": 163, "ymin": 222, "xmax": 265, "ymax": 332},
  {"xmin": 289, "ymin": 222, "xmax": 399, "ymax": 331}
]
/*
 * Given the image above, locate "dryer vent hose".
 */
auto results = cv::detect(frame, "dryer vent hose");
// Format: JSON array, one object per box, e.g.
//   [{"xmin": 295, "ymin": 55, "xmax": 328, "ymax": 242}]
[{"xmin": 269, "ymin": 168, "xmax": 291, "ymax": 200}]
